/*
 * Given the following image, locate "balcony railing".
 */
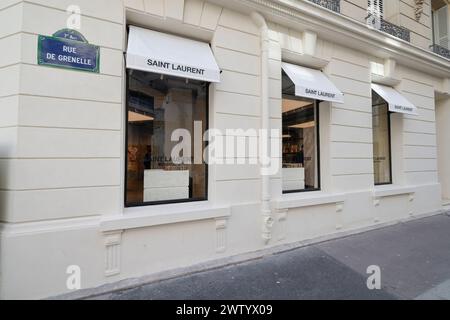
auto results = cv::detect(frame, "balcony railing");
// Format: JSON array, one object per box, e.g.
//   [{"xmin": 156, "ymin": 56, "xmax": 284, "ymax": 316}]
[
  {"xmin": 308, "ymin": 0, "xmax": 340, "ymax": 13},
  {"xmin": 380, "ymin": 19, "xmax": 410, "ymax": 42},
  {"xmin": 430, "ymin": 44, "xmax": 450, "ymax": 59}
]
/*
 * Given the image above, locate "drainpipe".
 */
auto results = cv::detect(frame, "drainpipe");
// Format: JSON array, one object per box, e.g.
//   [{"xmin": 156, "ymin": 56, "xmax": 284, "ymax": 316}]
[{"xmin": 251, "ymin": 12, "xmax": 273, "ymax": 244}]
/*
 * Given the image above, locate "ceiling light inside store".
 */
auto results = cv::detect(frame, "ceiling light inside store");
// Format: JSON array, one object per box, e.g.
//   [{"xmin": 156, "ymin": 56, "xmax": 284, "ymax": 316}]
[
  {"xmin": 282, "ymin": 99, "xmax": 312, "ymax": 113},
  {"xmin": 289, "ymin": 121, "xmax": 315, "ymax": 129},
  {"xmin": 128, "ymin": 111, "xmax": 154, "ymax": 122}
]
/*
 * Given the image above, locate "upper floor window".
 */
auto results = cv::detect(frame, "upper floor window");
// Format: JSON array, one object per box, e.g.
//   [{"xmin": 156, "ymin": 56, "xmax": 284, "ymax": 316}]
[{"xmin": 432, "ymin": 0, "xmax": 449, "ymax": 49}]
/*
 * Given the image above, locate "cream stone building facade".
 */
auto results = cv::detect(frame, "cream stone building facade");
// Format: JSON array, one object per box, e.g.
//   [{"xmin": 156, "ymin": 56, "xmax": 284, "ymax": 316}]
[{"xmin": 0, "ymin": 0, "xmax": 450, "ymax": 299}]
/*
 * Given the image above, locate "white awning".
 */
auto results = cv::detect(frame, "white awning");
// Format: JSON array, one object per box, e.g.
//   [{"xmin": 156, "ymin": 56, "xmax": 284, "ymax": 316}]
[
  {"xmin": 126, "ymin": 26, "xmax": 220, "ymax": 83},
  {"xmin": 281, "ymin": 62, "xmax": 344, "ymax": 103},
  {"xmin": 371, "ymin": 84, "xmax": 418, "ymax": 115}
]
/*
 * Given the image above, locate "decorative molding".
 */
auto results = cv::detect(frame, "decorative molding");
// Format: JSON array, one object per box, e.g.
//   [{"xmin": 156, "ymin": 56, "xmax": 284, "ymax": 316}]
[
  {"xmin": 215, "ymin": 219, "xmax": 227, "ymax": 253},
  {"xmin": 414, "ymin": 0, "xmax": 425, "ymax": 21},
  {"xmin": 239, "ymin": 0, "xmax": 450, "ymax": 78},
  {"xmin": 0, "ymin": 216, "xmax": 100, "ymax": 236},
  {"xmin": 104, "ymin": 231, "xmax": 123, "ymax": 277}
]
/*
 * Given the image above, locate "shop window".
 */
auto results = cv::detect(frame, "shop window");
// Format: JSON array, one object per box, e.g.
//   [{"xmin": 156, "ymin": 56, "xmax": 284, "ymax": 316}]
[
  {"xmin": 372, "ymin": 91, "xmax": 392, "ymax": 185},
  {"xmin": 282, "ymin": 72, "xmax": 320, "ymax": 193},
  {"xmin": 125, "ymin": 70, "xmax": 208, "ymax": 206}
]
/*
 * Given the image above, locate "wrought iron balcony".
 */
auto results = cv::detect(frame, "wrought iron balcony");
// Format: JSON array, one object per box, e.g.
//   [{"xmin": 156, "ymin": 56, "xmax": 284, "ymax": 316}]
[
  {"xmin": 430, "ymin": 44, "xmax": 450, "ymax": 59},
  {"xmin": 307, "ymin": 0, "xmax": 340, "ymax": 13},
  {"xmin": 380, "ymin": 19, "xmax": 410, "ymax": 42}
]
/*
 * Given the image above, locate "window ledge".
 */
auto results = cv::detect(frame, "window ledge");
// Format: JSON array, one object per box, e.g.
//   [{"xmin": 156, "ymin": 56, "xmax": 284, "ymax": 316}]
[
  {"xmin": 100, "ymin": 202, "xmax": 231, "ymax": 232},
  {"xmin": 373, "ymin": 185, "xmax": 416, "ymax": 198},
  {"xmin": 371, "ymin": 73, "xmax": 401, "ymax": 87},
  {"xmin": 273, "ymin": 192, "xmax": 346, "ymax": 210},
  {"xmin": 283, "ymin": 49, "xmax": 331, "ymax": 69}
]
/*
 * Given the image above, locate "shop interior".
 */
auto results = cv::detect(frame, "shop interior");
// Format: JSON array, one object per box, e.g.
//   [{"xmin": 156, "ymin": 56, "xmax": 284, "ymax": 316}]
[
  {"xmin": 282, "ymin": 71, "xmax": 320, "ymax": 192},
  {"xmin": 126, "ymin": 70, "xmax": 208, "ymax": 205}
]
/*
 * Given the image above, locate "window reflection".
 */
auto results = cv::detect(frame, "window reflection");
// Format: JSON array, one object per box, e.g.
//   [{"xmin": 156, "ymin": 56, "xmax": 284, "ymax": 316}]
[
  {"xmin": 372, "ymin": 91, "xmax": 392, "ymax": 185},
  {"xmin": 282, "ymin": 71, "xmax": 320, "ymax": 192},
  {"xmin": 126, "ymin": 70, "xmax": 208, "ymax": 205}
]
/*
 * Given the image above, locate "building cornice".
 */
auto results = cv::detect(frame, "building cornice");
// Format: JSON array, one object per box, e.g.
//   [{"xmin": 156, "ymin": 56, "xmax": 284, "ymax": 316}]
[{"xmin": 221, "ymin": 0, "xmax": 450, "ymax": 78}]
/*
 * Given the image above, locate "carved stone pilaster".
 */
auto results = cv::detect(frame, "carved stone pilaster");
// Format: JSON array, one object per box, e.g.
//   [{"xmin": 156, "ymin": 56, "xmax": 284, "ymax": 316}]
[
  {"xmin": 104, "ymin": 231, "xmax": 122, "ymax": 277},
  {"xmin": 215, "ymin": 219, "xmax": 228, "ymax": 253},
  {"xmin": 414, "ymin": 0, "xmax": 425, "ymax": 21}
]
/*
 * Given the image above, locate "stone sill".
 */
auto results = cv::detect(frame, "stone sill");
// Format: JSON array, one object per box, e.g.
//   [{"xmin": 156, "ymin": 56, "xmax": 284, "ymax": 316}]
[
  {"xmin": 373, "ymin": 185, "xmax": 416, "ymax": 198},
  {"xmin": 273, "ymin": 192, "xmax": 346, "ymax": 210},
  {"xmin": 101, "ymin": 202, "xmax": 231, "ymax": 232}
]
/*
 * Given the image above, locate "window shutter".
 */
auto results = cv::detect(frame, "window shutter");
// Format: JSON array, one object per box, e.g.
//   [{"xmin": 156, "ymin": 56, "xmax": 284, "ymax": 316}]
[
  {"xmin": 378, "ymin": 0, "xmax": 384, "ymax": 18},
  {"xmin": 368, "ymin": 0, "xmax": 384, "ymax": 18},
  {"xmin": 434, "ymin": 5, "xmax": 449, "ymax": 49},
  {"xmin": 367, "ymin": 0, "xmax": 384, "ymax": 29}
]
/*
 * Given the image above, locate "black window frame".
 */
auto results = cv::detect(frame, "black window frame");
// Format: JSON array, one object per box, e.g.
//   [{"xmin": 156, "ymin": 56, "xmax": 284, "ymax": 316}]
[
  {"xmin": 281, "ymin": 94, "xmax": 321, "ymax": 195},
  {"xmin": 124, "ymin": 69, "xmax": 210, "ymax": 208},
  {"xmin": 372, "ymin": 91, "xmax": 393, "ymax": 186}
]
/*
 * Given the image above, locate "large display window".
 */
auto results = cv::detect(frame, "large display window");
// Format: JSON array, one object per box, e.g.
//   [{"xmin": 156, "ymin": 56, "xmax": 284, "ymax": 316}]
[
  {"xmin": 282, "ymin": 71, "xmax": 320, "ymax": 193},
  {"xmin": 125, "ymin": 70, "xmax": 208, "ymax": 206}
]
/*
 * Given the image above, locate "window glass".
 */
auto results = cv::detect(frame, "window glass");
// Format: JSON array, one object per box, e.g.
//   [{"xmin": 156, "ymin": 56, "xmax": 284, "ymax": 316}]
[
  {"xmin": 432, "ymin": 2, "xmax": 449, "ymax": 49},
  {"xmin": 372, "ymin": 91, "xmax": 392, "ymax": 185},
  {"xmin": 282, "ymin": 71, "xmax": 320, "ymax": 193},
  {"xmin": 126, "ymin": 70, "xmax": 208, "ymax": 206}
]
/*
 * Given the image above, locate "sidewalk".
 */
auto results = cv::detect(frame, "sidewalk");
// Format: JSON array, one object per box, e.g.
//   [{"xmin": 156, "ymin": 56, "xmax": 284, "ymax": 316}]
[{"xmin": 91, "ymin": 212, "xmax": 450, "ymax": 300}]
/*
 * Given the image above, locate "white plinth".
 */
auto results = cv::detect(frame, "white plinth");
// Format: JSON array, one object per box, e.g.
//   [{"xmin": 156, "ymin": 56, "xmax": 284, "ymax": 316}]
[{"xmin": 144, "ymin": 169, "xmax": 189, "ymax": 202}]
